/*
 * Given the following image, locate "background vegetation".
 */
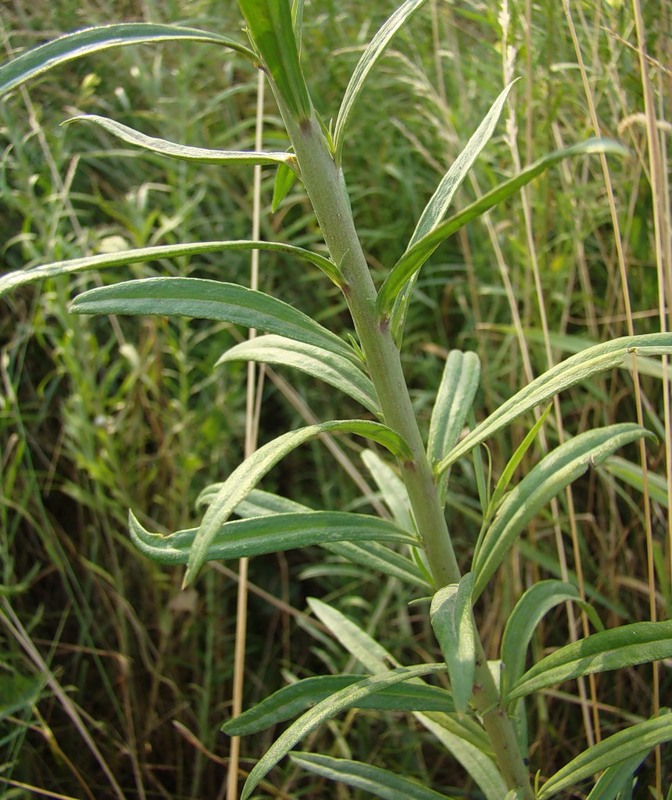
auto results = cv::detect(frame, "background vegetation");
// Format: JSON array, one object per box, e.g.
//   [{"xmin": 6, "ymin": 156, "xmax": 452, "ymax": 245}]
[{"xmin": 1, "ymin": 0, "xmax": 670, "ymax": 797}]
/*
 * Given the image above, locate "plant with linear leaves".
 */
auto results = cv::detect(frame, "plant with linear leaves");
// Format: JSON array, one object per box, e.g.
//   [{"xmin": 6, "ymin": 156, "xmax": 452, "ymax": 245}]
[{"xmin": 1, "ymin": 2, "xmax": 671, "ymax": 799}]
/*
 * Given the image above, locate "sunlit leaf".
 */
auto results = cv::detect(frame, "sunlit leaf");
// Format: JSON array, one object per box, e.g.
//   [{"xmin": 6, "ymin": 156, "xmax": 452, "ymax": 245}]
[
  {"xmin": 0, "ymin": 240, "xmax": 343, "ymax": 297},
  {"xmin": 0, "ymin": 23, "xmax": 253, "ymax": 97},
  {"xmin": 71, "ymin": 277, "xmax": 356, "ymax": 361},
  {"xmin": 506, "ymin": 620, "xmax": 672, "ymax": 704},
  {"xmin": 238, "ymin": 0, "xmax": 312, "ymax": 121},
  {"xmin": 472, "ymin": 424, "xmax": 654, "ymax": 598},
  {"xmin": 322, "ymin": 540, "xmax": 430, "ymax": 589},
  {"xmin": 333, "ymin": 0, "xmax": 428, "ymax": 163},
  {"xmin": 183, "ymin": 420, "xmax": 412, "ymax": 585},
  {"xmin": 222, "ymin": 674, "xmax": 453, "ymax": 735},
  {"xmin": 377, "ymin": 139, "xmax": 628, "ymax": 319},
  {"xmin": 240, "ymin": 664, "xmax": 447, "ymax": 800},
  {"xmin": 291, "ymin": 753, "xmax": 459, "ymax": 800},
  {"xmin": 537, "ymin": 711, "xmax": 672, "ymax": 799},
  {"xmin": 427, "ymin": 351, "xmax": 481, "ymax": 468},
  {"xmin": 218, "ymin": 334, "xmax": 380, "ymax": 414},
  {"xmin": 129, "ymin": 509, "xmax": 414, "ymax": 566},
  {"xmin": 430, "ymin": 574, "xmax": 476, "ymax": 716},
  {"xmin": 361, "ymin": 449, "xmax": 414, "ymax": 531},
  {"xmin": 436, "ymin": 334, "xmax": 672, "ymax": 476},
  {"xmin": 66, "ymin": 114, "xmax": 297, "ymax": 167}
]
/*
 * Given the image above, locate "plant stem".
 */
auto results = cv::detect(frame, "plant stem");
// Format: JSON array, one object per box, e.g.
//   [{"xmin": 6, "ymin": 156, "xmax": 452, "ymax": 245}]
[{"xmin": 283, "ymin": 110, "xmax": 535, "ymax": 800}]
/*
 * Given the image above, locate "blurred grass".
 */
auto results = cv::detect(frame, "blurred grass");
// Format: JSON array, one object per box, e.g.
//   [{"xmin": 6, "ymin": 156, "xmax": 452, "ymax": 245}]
[{"xmin": 1, "ymin": 0, "xmax": 670, "ymax": 797}]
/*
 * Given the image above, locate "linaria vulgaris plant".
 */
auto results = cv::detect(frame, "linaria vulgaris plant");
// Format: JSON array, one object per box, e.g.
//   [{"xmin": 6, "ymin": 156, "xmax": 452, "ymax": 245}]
[{"xmin": 1, "ymin": 2, "xmax": 671, "ymax": 799}]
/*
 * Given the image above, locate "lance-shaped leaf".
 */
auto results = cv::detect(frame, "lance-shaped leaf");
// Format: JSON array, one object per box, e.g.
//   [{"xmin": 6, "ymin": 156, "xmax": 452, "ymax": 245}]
[
  {"xmin": 0, "ymin": 240, "xmax": 342, "ymax": 297},
  {"xmin": 537, "ymin": 711, "xmax": 672, "ymax": 799},
  {"xmin": 471, "ymin": 424, "xmax": 655, "ymax": 599},
  {"xmin": 436, "ymin": 333, "xmax": 672, "ymax": 476},
  {"xmin": 291, "ymin": 753, "xmax": 459, "ymax": 800},
  {"xmin": 184, "ymin": 420, "xmax": 412, "ymax": 585},
  {"xmin": 223, "ymin": 674, "xmax": 453, "ymax": 735},
  {"xmin": 218, "ymin": 334, "xmax": 379, "ymax": 414},
  {"xmin": 71, "ymin": 277, "xmax": 356, "ymax": 362},
  {"xmin": 65, "ymin": 115, "xmax": 297, "ymax": 168},
  {"xmin": 322, "ymin": 541, "xmax": 430, "ymax": 589},
  {"xmin": 0, "ymin": 23, "xmax": 254, "ymax": 97},
  {"xmin": 362, "ymin": 449, "xmax": 414, "ymax": 531},
  {"xmin": 430, "ymin": 574, "xmax": 476, "ymax": 716},
  {"xmin": 377, "ymin": 138, "xmax": 628, "ymax": 319},
  {"xmin": 583, "ymin": 754, "xmax": 650, "ymax": 800},
  {"xmin": 239, "ymin": 663, "xmax": 446, "ymax": 800},
  {"xmin": 129, "ymin": 510, "xmax": 414, "ymax": 565},
  {"xmin": 390, "ymin": 84, "xmax": 515, "ymax": 341},
  {"xmin": 333, "ymin": 0, "xmax": 428, "ymax": 163},
  {"xmin": 427, "ymin": 351, "xmax": 481, "ymax": 467},
  {"xmin": 238, "ymin": 0, "xmax": 312, "ymax": 122},
  {"xmin": 505, "ymin": 620, "xmax": 672, "ymax": 705},
  {"xmin": 500, "ymin": 580, "xmax": 603, "ymax": 700}
]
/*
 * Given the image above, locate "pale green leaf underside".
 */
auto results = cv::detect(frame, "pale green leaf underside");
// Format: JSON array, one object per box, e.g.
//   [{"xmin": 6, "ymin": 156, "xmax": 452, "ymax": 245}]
[
  {"xmin": 0, "ymin": 240, "xmax": 342, "ymax": 297},
  {"xmin": 506, "ymin": 620, "xmax": 672, "ymax": 704},
  {"xmin": 437, "ymin": 333, "xmax": 672, "ymax": 476},
  {"xmin": 362, "ymin": 449, "xmax": 414, "ymax": 531},
  {"xmin": 430, "ymin": 574, "xmax": 476, "ymax": 715},
  {"xmin": 222, "ymin": 674, "xmax": 453, "ymax": 735},
  {"xmin": 240, "ymin": 664, "xmax": 447, "ymax": 800},
  {"xmin": 322, "ymin": 540, "xmax": 430, "ymax": 589},
  {"xmin": 427, "ymin": 351, "xmax": 481, "ymax": 467},
  {"xmin": 472, "ymin": 424, "xmax": 654, "ymax": 599},
  {"xmin": 538, "ymin": 711, "xmax": 672, "ymax": 799},
  {"xmin": 333, "ymin": 0, "xmax": 428, "ymax": 163},
  {"xmin": 291, "ymin": 753, "xmax": 459, "ymax": 800},
  {"xmin": 218, "ymin": 334, "xmax": 379, "ymax": 414},
  {"xmin": 377, "ymin": 138, "xmax": 628, "ymax": 318},
  {"xmin": 500, "ymin": 580, "xmax": 601, "ymax": 698},
  {"xmin": 66, "ymin": 114, "xmax": 297, "ymax": 167},
  {"xmin": 416, "ymin": 713, "xmax": 508, "ymax": 800},
  {"xmin": 71, "ymin": 277, "xmax": 356, "ymax": 363},
  {"xmin": 184, "ymin": 420, "xmax": 412, "ymax": 585},
  {"xmin": 129, "ymin": 509, "xmax": 414, "ymax": 566},
  {"xmin": 0, "ymin": 23, "xmax": 254, "ymax": 97}
]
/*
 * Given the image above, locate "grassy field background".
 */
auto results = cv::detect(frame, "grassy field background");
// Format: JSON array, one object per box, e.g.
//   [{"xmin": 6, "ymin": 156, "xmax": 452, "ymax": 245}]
[{"xmin": 1, "ymin": 0, "xmax": 671, "ymax": 798}]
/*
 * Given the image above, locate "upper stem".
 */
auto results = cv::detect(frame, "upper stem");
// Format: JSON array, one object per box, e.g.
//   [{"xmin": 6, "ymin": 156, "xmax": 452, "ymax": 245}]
[{"xmin": 282, "ymin": 109, "xmax": 534, "ymax": 800}]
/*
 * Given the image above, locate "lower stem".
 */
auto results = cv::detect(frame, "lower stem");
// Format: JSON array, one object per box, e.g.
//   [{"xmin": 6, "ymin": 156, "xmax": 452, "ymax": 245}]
[{"xmin": 286, "ymin": 110, "xmax": 534, "ymax": 800}]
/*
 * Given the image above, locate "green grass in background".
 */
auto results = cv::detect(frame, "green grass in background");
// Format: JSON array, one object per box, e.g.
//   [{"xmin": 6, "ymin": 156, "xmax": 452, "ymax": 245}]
[{"xmin": 1, "ymin": 0, "xmax": 670, "ymax": 797}]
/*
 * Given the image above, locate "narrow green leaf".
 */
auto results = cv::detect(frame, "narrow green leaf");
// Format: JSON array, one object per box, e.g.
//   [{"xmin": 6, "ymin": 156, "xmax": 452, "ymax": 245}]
[
  {"xmin": 500, "ymin": 580, "xmax": 603, "ymax": 699},
  {"xmin": 0, "ymin": 240, "xmax": 343, "ymax": 297},
  {"xmin": 65, "ymin": 114, "xmax": 297, "ymax": 167},
  {"xmin": 223, "ymin": 674, "xmax": 453, "ymax": 735},
  {"xmin": 218, "ymin": 334, "xmax": 380, "ymax": 415},
  {"xmin": 472, "ymin": 424, "xmax": 655, "ymax": 599},
  {"xmin": 430, "ymin": 574, "xmax": 476, "ymax": 716},
  {"xmin": 427, "ymin": 351, "xmax": 481, "ymax": 467},
  {"xmin": 602, "ymin": 455, "xmax": 669, "ymax": 508},
  {"xmin": 361, "ymin": 449, "xmax": 414, "ymax": 531},
  {"xmin": 240, "ymin": 664, "xmax": 446, "ymax": 800},
  {"xmin": 416, "ymin": 712, "xmax": 508, "ymax": 800},
  {"xmin": 238, "ymin": 0, "xmax": 312, "ymax": 121},
  {"xmin": 584, "ymin": 755, "xmax": 648, "ymax": 800},
  {"xmin": 390, "ymin": 84, "xmax": 515, "ymax": 341},
  {"xmin": 484, "ymin": 403, "xmax": 552, "ymax": 525},
  {"xmin": 506, "ymin": 621, "xmax": 672, "ymax": 704},
  {"xmin": 308, "ymin": 596, "xmax": 396, "ymax": 672},
  {"xmin": 377, "ymin": 138, "xmax": 628, "ymax": 319},
  {"xmin": 537, "ymin": 712, "xmax": 672, "ymax": 799},
  {"xmin": 0, "ymin": 23, "xmax": 254, "ymax": 97},
  {"xmin": 129, "ymin": 509, "xmax": 414, "ymax": 566},
  {"xmin": 322, "ymin": 540, "xmax": 430, "ymax": 589},
  {"xmin": 272, "ymin": 161, "xmax": 298, "ymax": 211},
  {"xmin": 71, "ymin": 277, "xmax": 355, "ymax": 361},
  {"xmin": 201, "ymin": 487, "xmax": 310, "ymax": 516},
  {"xmin": 333, "ymin": 0, "xmax": 428, "ymax": 163},
  {"xmin": 291, "ymin": 753, "xmax": 458, "ymax": 800},
  {"xmin": 436, "ymin": 334, "xmax": 672, "ymax": 476},
  {"xmin": 184, "ymin": 420, "xmax": 411, "ymax": 585}
]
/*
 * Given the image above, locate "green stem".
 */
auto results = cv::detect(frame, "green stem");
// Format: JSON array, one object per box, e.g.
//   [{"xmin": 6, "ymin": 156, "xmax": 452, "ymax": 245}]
[{"xmin": 284, "ymin": 110, "xmax": 534, "ymax": 800}]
